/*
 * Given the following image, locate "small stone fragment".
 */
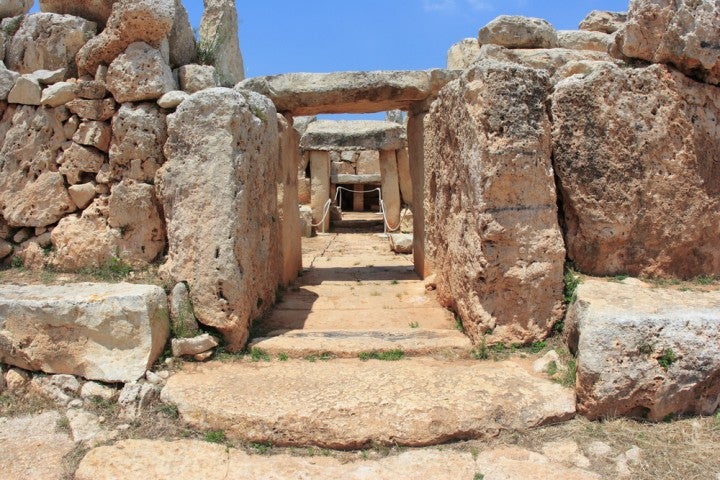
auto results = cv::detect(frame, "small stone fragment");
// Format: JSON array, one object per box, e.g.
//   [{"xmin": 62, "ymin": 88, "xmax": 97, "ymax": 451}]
[
  {"xmin": 5, "ymin": 367, "xmax": 30, "ymax": 392},
  {"xmin": 67, "ymin": 98, "xmax": 116, "ymax": 121},
  {"xmin": 73, "ymin": 120, "xmax": 111, "ymax": 152},
  {"xmin": 157, "ymin": 90, "xmax": 189, "ymax": 108},
  {"xmin": 41, "ymin": 81, "xmax": 77, "ymax": 107},
  {"xmin": 80, "ymin": 381, "xmax": 116, "ymax": 401},
  {"xmin": 58, "ymin": 142, "xmax": 106, "ymax": 184},
  {"xmin": 68, "ymin": 182, "xmax": 97, "ymax": 209},
  {"xmin": 75, "ymin": 79, "xmax": 107, "ymax": 99},
  {"xmin": 177, "ymin": 63, "xmax": 219, "ymax": 93},
  {"xmin": 8, "ymin": 75, "xmax": 41, "ymax": 105},
  {"xmin": 31, "ymin": 68, "xmax": 66, "ymax": 85},
  {"xmin": 106, "ymin": 42, "xmax": 176, "ymax": 103},
  {"xmin": 171, "ymin": 333, "xmax": 219, "ymax": 357},
  {"xmin": 389, "ymin": 233, "xmax": 413, "ymax": 254},
  {"xmin": 169, "ymin": 282, "xmax": 199, "ymax": 336},
  {"xmin": 533, "ymin": 350, "xmax": 560, "ymax": 373}
]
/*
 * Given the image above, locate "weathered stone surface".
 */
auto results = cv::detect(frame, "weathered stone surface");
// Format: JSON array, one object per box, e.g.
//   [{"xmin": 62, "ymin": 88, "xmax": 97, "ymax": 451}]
[
  {"xmin": 169, "ymin": 282, "xmax": 199, "ymax": 335},
  {"xmin": 301, "ymin": 120, "xmax": 406, "ymax": 152},
  {"xmin": 39, "ymin": 0, "xmax": 116, "ymax": 26},
  {"xmin": 74, "ymin": 79, "xmax": 106, "ymax": 99},
  {"xmin": 198, "ymin": 0, "xmax": 244, "ymax": 86},
  {"xmin": 0, "ymin": 62, "xmax": 19, "ymax": 100},
  {"xmin": 0, "ymin": 412, "xmax": 74, "ymax": 480},
  {"xmin": 73, "ymin": 119, "xmax": 111, "ymax": 152},
  {"xmin": 478, "ymin": 15, "xmax": 558, "ymax": 49},
  {"xmin": 552, "ymin": 64, "xmax": 720, "ymax": 278},
  {"xmin": 66, "ymin": 98, "xmax": 117, "ymax": 121},
  {"xmin": 475, "ymin": 446, "xmax": 600, "ymax": 480},
  {"xmin": 380, "ymin": 149, "xmax": 402, "ymax": 229},
  {"xmin": 177, "ymin": 63, "xmax": 218, "ymax": 93},
  {"xmin": 168, "ymin": 0, "xmax": 196, "ymax": 68},
  {"xmin": 109, "ymin": 102, "xmax": 166, "ymax": 182},
  {"xmin": 161, "ymin": 359, "xmax": 575, "ymax": 448},
  {"xmin": 118, "ymin": 381, "xmax": 160, "ymax": 419},
  {"xmin": 617, "ymin": 0, "xmax": 720, "ymax": 85},
  {"xmin": 478, "ymin": 44, "xmax": 614, "ymax": 78},
  {"xmin": 157, "ymin": 90, "xmax": 189, "ymax": 108},
  {"xmin": 58, "ymin": 142, "xmax": 106, "ymax": 184},
  {"xmin": 0, "ymin": 0, "xmax": 31, "ymax": 18},
  {"xmin": 157, "ymin": 88, "xmax": 281, "ymax": 351},
  {"xmin": 0, "ymin": 283, "xmax": 169, "ymax": 383},
  {"xmin": 106, "ymin": 42, "xmax": 176, "ymax": 103},
  {"xmin": 579, "ymin": 10, "xmax": 627, "ymax": 34},
  {"xmin": 238, "ymin": 69, "xmax": 459, "ymax": 116},
  {"xmin": 76, "ymin": 0, "xmax": 175, "ymax": 76},
  {"xmin": 447, "ymin": 38, "xmax": 480, "ymax": 70},
  {"xmin": 52, "ymin": 181, "xmax": 165, "ymax": 269},
  {"xmin": 557, "ymin": 30, "xmax": 612, "ymax": 52},
  {"xmin": 171, "ymin": 333, "xmax": 218, "ymax": 357},
  {"xmin": 7, "ymin": 75, "xmax": 40, "ymax": 105},
  {"xmin": 397, "ymin": 148, "xmax": 412, "ymax": 206},
  {"xmin": 277, "ymin": 113, "xmax": 302, "ymax": 285},
  {"xmin": 425, "ymin": 60, "xmax": 565, "ymax": 346},
  {"xmin": 77, "ymin": 440, "xmax": 482, "ymax": 480},
  {"xmin": 67, "ymin": 183, "xmax": 96, "ymax": 210},
  {"xmin": 389, "ymin": 233, "xmax": 413, "ymax": 254},
  {"xmin": 0, "ymin": 239, "xmax": 11, "ymax": 259},
  {"xmin": 2, "ymin": 172, "xmax": 76, "ymax": 228},
  {"xmin": 67, "ymin": 409, "xmax": 118, "ymax": 446},
  {"xmin": 309, "ymin": 151, "xmax": 330, "ymax": 232},
  {"xmin": 567, "ymin": 278, "xmax": 720, "ymax": 421},
  {"xmin": 6, "ymin": 13, "xmax": 96, "ymax": 78},
  {"xmin": 41, "ymin": 81, "xmax": 76, "ymax": 107},
  {"xmin": 30, "ymin": 68, "xmax": 66, "ymax": 85}
]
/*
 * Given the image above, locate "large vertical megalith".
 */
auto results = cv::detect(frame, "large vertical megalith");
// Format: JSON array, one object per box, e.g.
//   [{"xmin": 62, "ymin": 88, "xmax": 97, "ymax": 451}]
[
  {"xmin": 277, "ymin": 113, "xmax": 302, "ymax": 286},
  {"xmin": 379, "ymin": 150, "xmax": 402, "ymax": 231},
  {"xmin": 425, "ymin": 60, "xmax": 565, "ymax": 346},
  {"xmin": 157, "ymin": 88, "xmax": 280, "ymax": 351},
  {"xmin": 309, "ymin": 151, "xmax": 330, "ymax": 233},
  {"xmin": 199, "ymin": 0, "xmax": 245, "ymax": 86}
]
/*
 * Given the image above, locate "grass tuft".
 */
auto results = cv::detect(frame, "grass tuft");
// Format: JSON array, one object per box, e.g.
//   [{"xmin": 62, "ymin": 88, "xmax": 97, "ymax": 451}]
[{"xmin": 358, "ymin": 350, "xmax": 404, "ymax": 361}]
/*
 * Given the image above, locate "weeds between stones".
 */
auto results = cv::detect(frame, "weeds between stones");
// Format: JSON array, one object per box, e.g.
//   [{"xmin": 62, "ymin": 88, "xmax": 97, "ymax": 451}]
[{"xmin": 358, "ymin": 350, "xmax": 404, "ymax": 361}]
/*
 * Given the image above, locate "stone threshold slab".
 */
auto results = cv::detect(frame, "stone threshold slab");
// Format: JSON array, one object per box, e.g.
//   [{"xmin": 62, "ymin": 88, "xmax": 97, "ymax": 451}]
[{"xmin": 161, "ymin": 358, "xmax": 576, "ymax": 449}]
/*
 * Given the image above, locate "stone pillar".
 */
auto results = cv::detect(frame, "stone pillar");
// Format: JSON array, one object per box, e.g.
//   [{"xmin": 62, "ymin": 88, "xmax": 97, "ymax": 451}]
[
  {"xmin": 277, "ymin": 113, "xmax": 302, "ymax": 286},
  {"xmin": 310, "ymin": 150, "xmax": 330, "ymax": 233},
  {"xmin": 379, "ymin": 149, "xmax": 401, "ymax": 232},
  {"xmin": 397, "ymin": 147, "xmax": 413, "ymax": 208},
  {"xmin": 408, "ymin": 110, "xmax": 430, "ymax": 277},
  {"xmin": 353, "ymin": 184, "xmax": 364, "ymax": 211}
]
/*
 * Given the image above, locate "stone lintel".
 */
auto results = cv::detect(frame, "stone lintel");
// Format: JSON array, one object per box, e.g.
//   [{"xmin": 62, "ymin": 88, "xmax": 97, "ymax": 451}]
[
  {"xmin": 301, "ymin": 120, "xmax": 406, "ymax": 152},
  {"xmin": 331, "ymin": 174, "xmax": 381, "ymax": 185}
]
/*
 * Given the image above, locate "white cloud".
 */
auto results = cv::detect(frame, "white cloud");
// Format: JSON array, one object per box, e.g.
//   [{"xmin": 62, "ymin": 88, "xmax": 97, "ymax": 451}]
[{"xmin": 422, "ymin": 0, "xmax": 456, "ymax": 12}]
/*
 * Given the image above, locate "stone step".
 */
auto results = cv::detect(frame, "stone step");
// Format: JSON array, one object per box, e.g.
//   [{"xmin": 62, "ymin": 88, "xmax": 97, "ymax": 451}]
[
  {"xmin": 258, "ymin": 307, "xmax": 456, "ymax": 331},
  {"xmin": 249, "ymin": 329, "xmax": 472, "ymax": 358},
  {"xmin": 160, "ymin": 358, "xmax": 576, "ymax": 449}
]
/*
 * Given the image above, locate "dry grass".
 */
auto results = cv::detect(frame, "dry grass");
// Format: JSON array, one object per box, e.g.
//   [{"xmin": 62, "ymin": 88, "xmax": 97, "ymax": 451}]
[{"xmin": 0, "ymin": 263, "xmax": 166, "ymax": 287}]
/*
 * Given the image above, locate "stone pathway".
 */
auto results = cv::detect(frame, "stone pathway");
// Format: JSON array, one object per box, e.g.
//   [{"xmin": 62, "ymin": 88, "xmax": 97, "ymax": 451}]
[{"xmin": 250, "ymin": 232, "xmax": 472, "ymax": 357}]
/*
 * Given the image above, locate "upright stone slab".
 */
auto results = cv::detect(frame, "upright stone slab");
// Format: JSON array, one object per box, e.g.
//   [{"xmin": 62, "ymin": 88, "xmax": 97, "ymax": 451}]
[
  {"xmin": 552, "ymin": 64, "xmax": 720, "ymax": 278},
  {"xmin": 157, "ymin": 88, "xmax": 280, "ymax": 351},
  {"xmin": 567, "ymin": 278, "xmax": 720, "ymax": 421},
  {"xmin": 379, "ymin": 150, "xmax": 401, "ymax": 231},
  {"xmin": 424, "ymin": 60, "xmax": 565, "ymax": 346},
  {"xmin": 396, "ymin": 148, "xmax": 413, "ymax": 207},
  {"xmin": 277, "ymin": 113, "xmax": 302, "ymax": 286},
  {"xmin": 309, "ymin": 151, "xmax": 330, "ymax": 233},
  {"xmin": 198, "ymin": 0, "xmax": 244, "ymax": 86},
  {"xmin": 408, "ymin": 110, "xmax": 428, "ymax": 277},
  {"xmin": 0, "ymin": 283, "xmax": 169, "ymax": 383}
]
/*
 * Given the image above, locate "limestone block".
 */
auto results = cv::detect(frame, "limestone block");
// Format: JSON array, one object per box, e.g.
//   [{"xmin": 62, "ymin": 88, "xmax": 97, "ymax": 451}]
[
  {"xmin": 75, "ymin": 0, "xmax": 175, "ymax": 76},
  {"xmin": 396, "ymin": 148, "xmax": 413, "ymax": 207},
  {"xmin": 238, "ymin": 69, "xmax": 460, "ymax": 116},
  {"xmin": 157, "ymin": 88, "xmax": 281, "ymax": 351},
  {"xmin": 557, "ymin": 30, "xmax": 612, "ymax": 52},
  {"xmin": 178, "ymin": 63, "xmax": 218, "ymax": 93},
  {"xmin": 300, "ymin": 120, "xmax": 406, "ymax": 152},
  {"xmin": 389, "ymin": 233, "xmax": 413, "ymax": 254},
  {"xmin": 309, "ymin": 151, "xmax": 330, "ymax": 233},
  {"xmin": 579, "ymin": 10, "xmax": 627, "ymax": 33},
  {"xmin": 58, "ymin": 142, "xmax": 106, "ymax": 184},
  {"xmin": 73, "ymin": 120, "xmax": 111, "ymax": 152},
  {"xmin": 0, "ymin": 283, "xmax": 170, "ymax": 383},
  {"xmin": 157, "ymin": 90, "xmax": 189, "ymax": 108},
  {"xmin": 447, "ymin": 37, "xmax": 480, "ymax": 70},
  {"xmin": 107, "ymin": 42, "xmax": 176, "ymax": 103},
  {"xmin": 478, "ymin": 15, "xmax": 558, "ymax": 49},
  {"xmin": 8, "ymin": 74, "xmax": 41, "ymax": 105},
  {"xmin": 50, "ymin": 202, "xmax": 119, "ymax": 271},
  {"xmin": 616, "ymin": 0, "xmax": 720, "ymax": 85},
  {"xmin": 198, "ymin": 0, "xmax": 244, "ymax": 86},
  {"xmin": 0, "ymin": 239, "xmax": 12, "ymax": 259},
  {"xmin": 379, "ymin": 150, "xmax": 401, "ymax": 230},
  {"xmin": 41, "ymin": 81, "xmax": 77, "ymax": 107},
  {"xmin": 0, "ymin": 61, "xmax": 19, "ymax": 100},
  {"xmin": 68, "ymin": 182, "xmax": 97, "ymax": 209},
  {"xmin": 80, "ymin": 381, "xmax": 115, "ymax": 401},
  {"xmin": 552, "ymin": 64, "xmax": 720, "ymax": 278},
  {"xmin": 75, "ymin": 79, "xmax": 107, "ymax": 99},
  {"xmin": 299, "ymin": 205, "xmax": 313, "ymax": 237},
  {"xmin": 63, "ymin": 114, "xmax": 80, "ymax": 138},
  {"xmin": 2, "ymin": 172, "xmax": 76, "ymax": 228},
  {"xmin": 425, "ymin": 60, "xmax": 565, "ymax": 346},
  {"xmin": 30, "ymin": 68, "xmax": 66, "ymax": 85},
  {"xmin": 277, "ymin": 113, "xmax": 302, "ymax": 285},
  {"xmin": 39, "ymin": 0, "xmax": 116, "ymax": 26},
  {"xmin": 171, "ymin": 333, "xmax": 218, "ymax": 357},
  {"xmin": 66, "ymin": 98, "xmax": 117, "ymax": 121},
  {"xmin": 356, "ymin": 150, "xmax": 380, "ymax": 175},
  {"xmin": 0, "ymin": 0, "xmax": 31, "ymax": 18},
  {"xmin": 567, "ymin": 279, "xmax": 720, "ymax": 420},
  {"xmin": 168, "ymin": 0, "xmax": 196, "ymax": 68},
  {"xmin": 109, "ymin": 102, "xmax": 167, "ymax": 182},
  {"xmin": 6, "ymin": 13, "xmax": 97, "ymax": 78}
]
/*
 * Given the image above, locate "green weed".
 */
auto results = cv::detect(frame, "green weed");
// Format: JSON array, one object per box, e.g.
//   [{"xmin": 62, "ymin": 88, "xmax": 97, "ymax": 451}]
[
  {"xmin": 455, "ymin": 315, "xmax": 465, "ymax": 333},
  {"xmin": 472, "ymin": 337, "xmax": 489, "ymax": 360},
  {"xmin": 409, "ymin": 321, "xmax": 420, "ymax": 329},
  {"xmin": 250, "ymin": 348, "xmax": 271, "ymax": 362},
  {"xmin": 304, "ymin": 352, "xmax": 334, "ymax": 362},
  {"xmin": 204, "ymin": 430, "xmax": 226, "ymax": 444},
  {"xmin": 564, "ymin": 268, "xmax": 581, "ymax": 304},
  {"xmin": 278, "ymin": 352, "xmax": 289, "ymax": 361},
  {"xmin": 358, "ymin": 350, "xmax": 404, "ymax": 361},
  {"xmin": 249, "ymin": 441, "xmax": 272, "ymax": 454},
  {"xmin": 544, "ymin": 360, "xmax": 558, "ymax": 376},
  {"xmin": 658, "ymin": 349, "xmax": 678, "ymax": 370},
  {"xmin": 529, "ymin": 341, "xmax": 547, "ymax": 354}
]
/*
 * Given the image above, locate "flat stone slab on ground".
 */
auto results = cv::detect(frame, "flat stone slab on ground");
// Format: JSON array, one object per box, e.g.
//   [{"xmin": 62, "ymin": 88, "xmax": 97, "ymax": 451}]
[
  {"xmin": 0, "ymin": 283, "xmax": 170, "ymax": 383},
  {"xmin": 161, "ymin": 358, "xmax": 576, "ymax": 449},
  {"xmin": 237, "ymin": 69, "xmax": 460, "ymax": 115},
  {"xmin": 0, "ymin": 411, "xmax": 75, "ymax": 480},
  {"xmin": 300, "ymin": 120, "xmax": 406, "ymax": 151}
]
